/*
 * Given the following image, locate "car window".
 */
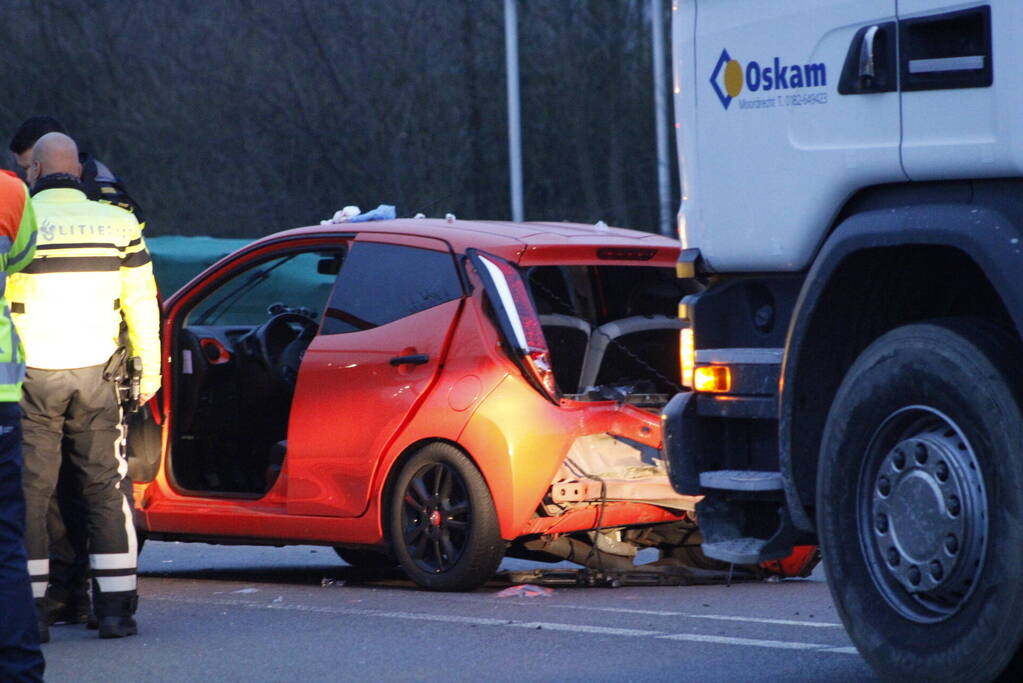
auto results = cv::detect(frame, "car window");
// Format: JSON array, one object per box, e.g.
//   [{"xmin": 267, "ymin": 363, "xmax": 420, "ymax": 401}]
[
  {"xmin": 187, "ymin": 249, "xmax": 345, "ymax": 326},
  {"xmin": 321, "ymin": 241, "xmax": 463, "ymax": 335},
  {"xmin": 527, "ymin": 265, "xmax": 682, "ymax": 324}
]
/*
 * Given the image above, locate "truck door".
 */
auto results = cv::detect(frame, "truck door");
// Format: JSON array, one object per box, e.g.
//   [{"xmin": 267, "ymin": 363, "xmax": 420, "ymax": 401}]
[
  {"xmin": 284, "ymin": 234, "xmax": 465, "ymax": 517},
  {"xmin": 684, "ymin": 0, "xmax": 903, "ymax": 272},
  {"xmin": 898, "ymin": 2, "xmax": 1015, "ymax": 180}
]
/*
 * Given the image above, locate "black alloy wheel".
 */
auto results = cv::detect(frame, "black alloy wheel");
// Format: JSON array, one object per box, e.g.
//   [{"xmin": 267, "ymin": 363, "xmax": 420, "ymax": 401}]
[
  {"xmin": 818, "ymin": 319, "xmax": 1023, "ymax": 681},
  {"xmin": 388, "ymin": 443, "xmax": 505, "ymax": 591}
]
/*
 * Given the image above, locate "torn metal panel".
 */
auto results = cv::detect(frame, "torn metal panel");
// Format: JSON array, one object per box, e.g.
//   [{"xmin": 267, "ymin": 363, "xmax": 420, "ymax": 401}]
[{"xmin": 550, "ymin": 433, "xmax": 702, "ymax": 511}]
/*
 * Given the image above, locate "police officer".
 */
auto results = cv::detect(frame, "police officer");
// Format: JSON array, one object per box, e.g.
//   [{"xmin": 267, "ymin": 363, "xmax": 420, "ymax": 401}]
[
  {"xmin": 0, "ymin": 168, "xmax": 44, "ymax": 678},
  {"xmin": 9, "ymin": 116, "xmax": 145, "ymax": 626},
  {"xmin": 12, "ymin": 132, "xmax": 160, "ymax": 640}
]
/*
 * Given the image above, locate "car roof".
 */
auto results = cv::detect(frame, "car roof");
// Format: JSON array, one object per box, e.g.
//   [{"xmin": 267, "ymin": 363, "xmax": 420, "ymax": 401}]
[{"xmin": 262, "ymin": 218, "xmax": 680, "ymax": 265}]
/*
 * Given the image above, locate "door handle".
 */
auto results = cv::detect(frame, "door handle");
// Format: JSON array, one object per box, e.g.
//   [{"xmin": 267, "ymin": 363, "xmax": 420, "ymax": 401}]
[
  {"xmin": 858, "ymin": 25, "xmax": 880, "ymax": 88},
  {"xmin": 389, "ymin": 354, "xmax": 429, "ymax": 367},
  {"xmin": 838, "ymin": 22, "xmax": 896, "ymax": 95}
]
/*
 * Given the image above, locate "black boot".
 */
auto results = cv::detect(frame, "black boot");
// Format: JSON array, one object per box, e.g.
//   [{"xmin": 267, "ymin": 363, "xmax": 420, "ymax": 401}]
[
  {"xmin": 33, "ymin": 598, "xmax": 50, "ymax": 644},
  {"xmin": 47, "ymin": 581, "xmax": 91, "ymax": 626},
  {"xmin": 93, "ymin": 592, "xmax": 138, "ymax": 639}
]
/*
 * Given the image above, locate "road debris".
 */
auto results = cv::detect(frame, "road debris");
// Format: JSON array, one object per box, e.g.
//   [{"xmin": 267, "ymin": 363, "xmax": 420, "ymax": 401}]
[
  {"xmin": 321, "ymin": 577, "xmax": 346, "ymax": 588},
  {"xmin": 496, "ymin": 584, "xmax": 554, "ymax": 598}
]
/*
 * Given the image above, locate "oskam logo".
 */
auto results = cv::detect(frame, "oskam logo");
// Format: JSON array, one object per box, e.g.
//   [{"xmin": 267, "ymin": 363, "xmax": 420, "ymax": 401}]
[{"xmin": 710, "ymin": 48, "xmax": 827, "ymax": 110}]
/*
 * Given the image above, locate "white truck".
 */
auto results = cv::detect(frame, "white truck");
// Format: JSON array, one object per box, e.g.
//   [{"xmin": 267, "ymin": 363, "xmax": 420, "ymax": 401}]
[{"xmin": 661, "ymin": 1, "xmax": 1023, "ymax": 679}]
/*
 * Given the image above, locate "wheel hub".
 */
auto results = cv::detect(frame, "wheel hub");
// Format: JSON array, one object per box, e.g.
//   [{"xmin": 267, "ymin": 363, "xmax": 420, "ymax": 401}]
[
  {"xmin": 401, "ymin": 461, "xmax": 471, "ymax": 575},
  {"xmin": 860, "ymin": 407, "xmax": 988, "ymax": 622}
]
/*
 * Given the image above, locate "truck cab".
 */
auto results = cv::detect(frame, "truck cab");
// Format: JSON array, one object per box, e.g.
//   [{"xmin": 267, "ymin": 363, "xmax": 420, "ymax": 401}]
[{"xmin": 664, "ymin": 2, "xmax": 1023, "ymax": 679}]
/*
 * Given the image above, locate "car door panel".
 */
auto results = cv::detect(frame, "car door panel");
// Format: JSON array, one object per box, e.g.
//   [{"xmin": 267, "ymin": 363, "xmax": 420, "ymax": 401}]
[{"xmin": 285, "ymin": 236, "xmax": 464, "ymax": 517}]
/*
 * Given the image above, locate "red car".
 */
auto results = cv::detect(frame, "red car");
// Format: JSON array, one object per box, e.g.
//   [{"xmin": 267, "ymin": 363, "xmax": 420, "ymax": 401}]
[{"xmin": 131, "ymin": 218, "xmax": 813, "ymax": 590}]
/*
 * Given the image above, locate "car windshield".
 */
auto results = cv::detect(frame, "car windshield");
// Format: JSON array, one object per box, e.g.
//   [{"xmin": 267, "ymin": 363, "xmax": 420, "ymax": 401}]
[{"xmin": 188, "ymin": 251, "xmax": 341, "ymax": 326}]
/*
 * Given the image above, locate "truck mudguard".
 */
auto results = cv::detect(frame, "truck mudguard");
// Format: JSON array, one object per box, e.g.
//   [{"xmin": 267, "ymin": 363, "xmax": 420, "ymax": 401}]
[{"xmin": 780, "ymin": 179, "xmax": 1023, "ymax": 531}]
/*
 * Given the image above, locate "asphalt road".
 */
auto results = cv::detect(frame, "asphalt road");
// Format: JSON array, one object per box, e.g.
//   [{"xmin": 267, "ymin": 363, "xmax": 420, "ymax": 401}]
[{"xmin": 38, "ymin": 542, "xmax": 876, "ymax": 682}]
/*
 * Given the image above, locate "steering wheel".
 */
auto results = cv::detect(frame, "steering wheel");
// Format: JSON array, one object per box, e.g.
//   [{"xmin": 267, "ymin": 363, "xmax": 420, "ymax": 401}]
[{"xmin": 240, "ymin": 311, "xmax": 319, "ymax": 389}]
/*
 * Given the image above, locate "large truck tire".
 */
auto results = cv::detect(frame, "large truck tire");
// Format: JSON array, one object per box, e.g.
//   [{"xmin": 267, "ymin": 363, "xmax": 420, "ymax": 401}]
[{"xmin": 818, "ymin": 319, "xmax": 1023, "ymax": 681}]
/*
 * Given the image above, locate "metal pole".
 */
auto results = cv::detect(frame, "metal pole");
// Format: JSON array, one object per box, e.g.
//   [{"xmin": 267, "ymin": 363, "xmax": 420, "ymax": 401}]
[
  {"xmin": 651, "ymin": 0, "xmax": 672, "ymax": 235},
  {"xmin": 504, "ymin": 0, "xmax": 524, "ymax": 222}
]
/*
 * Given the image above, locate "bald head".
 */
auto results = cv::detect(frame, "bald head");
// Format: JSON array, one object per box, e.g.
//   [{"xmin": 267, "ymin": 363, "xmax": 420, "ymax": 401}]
[{"xmin": 33, "ymin": 132, "xmax": 80, "ymax": 175}]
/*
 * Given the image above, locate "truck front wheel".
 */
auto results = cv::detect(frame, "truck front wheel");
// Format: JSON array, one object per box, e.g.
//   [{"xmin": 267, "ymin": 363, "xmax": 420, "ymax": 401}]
[{"xmin": 818, "ymin": 319, "xmax": 1023, "ymax": 681}]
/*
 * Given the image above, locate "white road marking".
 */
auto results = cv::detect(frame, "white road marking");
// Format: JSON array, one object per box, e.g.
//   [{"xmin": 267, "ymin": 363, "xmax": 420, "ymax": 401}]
[
  {"xmin": 147, "ymin": 595, "xmax": 857, "ymax": 655},
  {"xmin": 658, "ymin": 633, "xmax": 846, "ymax": 652},
  {"xmin": 679, "ymin": 613, "xmax": 840, "ymax": 628},
  {"xmin": 524, "ymin": 604, "xmax": 841, "ymax": 628},
  {"xmin": 509, "ymin": 622, "xmax": 659, "ymax": 637}
]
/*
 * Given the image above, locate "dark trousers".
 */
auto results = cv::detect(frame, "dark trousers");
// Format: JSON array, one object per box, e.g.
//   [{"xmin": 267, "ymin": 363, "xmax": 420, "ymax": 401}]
[
  {"xmin": 0, "ymin": 401, "xmax": 45, "ymax": 681},
  {"xmin": 21, "ymin": 366, "xmax": 137, "ymax": 616},
  {"xmin": 47, "ymin": 441, "xmax": 134, "ymax": 610},
  {"xmin": 47, "ymin": 454, "xmax": 91, "ymax": 608}
]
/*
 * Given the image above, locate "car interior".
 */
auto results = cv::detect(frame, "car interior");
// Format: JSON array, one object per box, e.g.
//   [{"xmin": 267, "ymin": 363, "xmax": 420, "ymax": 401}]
[
  {"xmin": 170, "ymin": 248, "xmax": 346, "ymax": 496},
  {"xmin": 527, "ymin": 265, "xmax": 691, "ymax": 405}
]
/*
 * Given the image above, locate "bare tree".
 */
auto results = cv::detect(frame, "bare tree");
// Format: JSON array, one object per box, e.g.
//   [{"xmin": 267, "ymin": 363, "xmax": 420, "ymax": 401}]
[{"xmin": 0, "ymin": 0, "xmax": 670, "ymax": 236}]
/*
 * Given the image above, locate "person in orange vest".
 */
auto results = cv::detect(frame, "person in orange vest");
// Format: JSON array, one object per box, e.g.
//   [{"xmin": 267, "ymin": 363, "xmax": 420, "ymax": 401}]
[{"xmin": 0, "ymin": 168, "xmax": 44, "ymax": 679}]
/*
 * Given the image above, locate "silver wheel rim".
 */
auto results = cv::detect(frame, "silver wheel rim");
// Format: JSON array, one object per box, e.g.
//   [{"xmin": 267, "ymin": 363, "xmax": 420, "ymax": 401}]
[{"xmin": 857, "ymin": 405, "xmax": 988, "ymax": 623}]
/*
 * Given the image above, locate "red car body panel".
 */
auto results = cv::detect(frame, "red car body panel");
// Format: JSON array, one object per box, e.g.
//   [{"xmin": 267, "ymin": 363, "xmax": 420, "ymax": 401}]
[{"xmin": 286, "ymin": 298, "xmax": 463, "ymax": 517}]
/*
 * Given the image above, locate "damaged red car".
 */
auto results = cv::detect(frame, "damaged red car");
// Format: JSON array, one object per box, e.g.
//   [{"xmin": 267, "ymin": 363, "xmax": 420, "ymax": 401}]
[{"xmin": 130, "ymin": 218, "xmax": 815, "ymax": 590}]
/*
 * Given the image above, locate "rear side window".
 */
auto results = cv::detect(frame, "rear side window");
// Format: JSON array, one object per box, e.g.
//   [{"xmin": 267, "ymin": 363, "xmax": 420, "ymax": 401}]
[{"xmin": 321, "ymin": 241, "xmax": 463, "ymax": 335}]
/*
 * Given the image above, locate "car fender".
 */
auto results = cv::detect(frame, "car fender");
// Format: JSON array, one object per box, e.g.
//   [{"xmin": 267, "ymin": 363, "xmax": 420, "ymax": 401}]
[{"xmin": 455, "ymin": 374, "xmax": 573, "ymax": 540}]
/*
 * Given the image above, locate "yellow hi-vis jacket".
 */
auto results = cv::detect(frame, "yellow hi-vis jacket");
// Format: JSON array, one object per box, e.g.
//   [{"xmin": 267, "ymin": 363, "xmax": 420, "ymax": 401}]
[
  {"xmin": 0, "ymin": 173, "xmax": 38, "ymax": 402},
  {"xmin": 7, "ymin": 185, "xmax": 161, "ymax": 396}
]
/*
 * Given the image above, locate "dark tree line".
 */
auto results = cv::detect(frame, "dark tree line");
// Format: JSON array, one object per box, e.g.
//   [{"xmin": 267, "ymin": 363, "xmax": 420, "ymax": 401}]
[{"xmin": 0, "ymin": 0, "xmax": 674, "ymax": 237}]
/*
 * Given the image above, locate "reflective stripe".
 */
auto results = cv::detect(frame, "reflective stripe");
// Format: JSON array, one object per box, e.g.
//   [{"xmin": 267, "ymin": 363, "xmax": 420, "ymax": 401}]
[
  {"xmin": 21, "ymin": 255, "xmax": 121, "ymax": 273},
  {"xmin": 27, "ymin": 559, "xmax": 48, "ymax": 575},
  {"xmin": 91, "ymin": 552, "xmax": 136, "ymax": 571},
  {"xmin": 121, "ymin": 250, "xmax": 152, "ymax": 268},
  {"xmin": 95, "ymin": 575, "xmax": 137, "ymax": 593},
  {"xmin": 11, "ymin": 298, "xmax": 119, "ymax": 313},
  {"xmin": 7, "ymin": 230, "xmax": 36, "ymax": 267},
  {"xmin": 9, "ymin": 317, "xmax": 21, "ymax": 365},
  {"xmin": 31, "ymin": 580, "xmax": 47, "ymax": 599},
  {"xmin": 0, "ymin": 360, "xmax": 25, "ymax": 385},
  {"xmin": 37, "ymin": 241, "xmax": 118, "ymax": 251}
]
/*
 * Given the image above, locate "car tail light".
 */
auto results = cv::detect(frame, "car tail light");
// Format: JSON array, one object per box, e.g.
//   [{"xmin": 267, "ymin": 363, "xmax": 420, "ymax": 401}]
[{"xmin": 469, "ymin": 250, "xmax": 559, "ymax": 402}]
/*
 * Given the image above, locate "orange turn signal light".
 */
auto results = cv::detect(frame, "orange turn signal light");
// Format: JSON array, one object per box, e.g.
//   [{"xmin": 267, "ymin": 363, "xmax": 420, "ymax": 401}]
[{"xmin": 693, "ymin": 365, "xmax": 731, "ymax": 393}]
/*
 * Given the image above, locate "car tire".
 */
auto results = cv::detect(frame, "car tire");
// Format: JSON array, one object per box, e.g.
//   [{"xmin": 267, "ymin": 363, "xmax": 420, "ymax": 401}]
[
  {"xmin": 388, "ymin": 443, "xmax": 505, "ymax": 591},
  {"xmin": 332, "ymin": 548, "xmax": 395, "ymax": 569},
  {"xmin": 818, "ymin": 319, "xmax": 1023, "ymax": 681}
]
